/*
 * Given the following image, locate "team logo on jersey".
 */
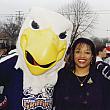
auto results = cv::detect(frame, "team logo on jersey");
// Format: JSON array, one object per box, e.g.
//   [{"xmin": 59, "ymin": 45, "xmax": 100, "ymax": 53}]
[
  {"xmin": 22, "ymin": 97, "xmax": 52, "ymax": 110},
  {"xmin": 22, "ymin": 84, "xmax": 54, "ymax": 110}
]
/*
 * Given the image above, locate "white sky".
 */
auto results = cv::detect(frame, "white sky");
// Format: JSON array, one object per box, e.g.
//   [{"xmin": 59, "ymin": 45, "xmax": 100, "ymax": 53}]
[{"xmin": 0, "ymin": 0, "xmax": 110, "ymax": 39}]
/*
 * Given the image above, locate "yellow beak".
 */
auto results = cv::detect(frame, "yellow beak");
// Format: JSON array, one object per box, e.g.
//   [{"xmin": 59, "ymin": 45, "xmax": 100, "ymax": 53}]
[{"xmin": 20, "ymin": 28, "xmax": 67, "ymax": 75}]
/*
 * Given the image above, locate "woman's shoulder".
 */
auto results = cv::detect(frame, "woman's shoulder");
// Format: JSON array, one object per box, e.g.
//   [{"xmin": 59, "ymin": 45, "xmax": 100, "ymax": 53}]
[
  {"xmin": 57, "ymin": 66, "xmax": 72, "ymax": 81},
  {"xmin": 58, "ymin": 67, "xmax": 66, "ymax": 73},
  {"xmin": 58, "ymin": 66, "xmax": 70, "ymax": 75}
]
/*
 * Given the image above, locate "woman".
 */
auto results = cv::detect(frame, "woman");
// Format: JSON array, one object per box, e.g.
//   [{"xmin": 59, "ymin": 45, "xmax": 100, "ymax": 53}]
[{"xmin": 53, "ymin": 37, "xmax": 110, "ymax": 110}]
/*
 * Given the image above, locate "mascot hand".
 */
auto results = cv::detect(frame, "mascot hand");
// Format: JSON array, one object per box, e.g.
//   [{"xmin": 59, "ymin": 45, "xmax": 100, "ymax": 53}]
[{"xmin": 96, "ymin": 61, "xmax": 110, "ymax": 79}]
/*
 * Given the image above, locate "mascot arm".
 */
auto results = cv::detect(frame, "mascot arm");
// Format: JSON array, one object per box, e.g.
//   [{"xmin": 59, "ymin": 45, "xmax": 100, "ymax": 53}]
[
  {"xmin": 96, "ymin": 61, "xmax": 110, "ymax": 79},
  {"xmin": 0, "ymin": 55, "xmax": 19, "ymax": 109}
]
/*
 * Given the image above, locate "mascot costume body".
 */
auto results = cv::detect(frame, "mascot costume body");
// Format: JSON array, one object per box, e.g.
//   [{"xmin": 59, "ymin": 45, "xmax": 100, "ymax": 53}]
[{"xmin": 0, "ymin": 7, "xmax": 73, "ymax": 110}]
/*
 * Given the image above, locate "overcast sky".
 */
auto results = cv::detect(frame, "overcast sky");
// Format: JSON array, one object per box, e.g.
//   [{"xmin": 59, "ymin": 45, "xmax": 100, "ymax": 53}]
[{"xmin": 0, "ymin": 0, "xmax": 110, "ymax": 39}]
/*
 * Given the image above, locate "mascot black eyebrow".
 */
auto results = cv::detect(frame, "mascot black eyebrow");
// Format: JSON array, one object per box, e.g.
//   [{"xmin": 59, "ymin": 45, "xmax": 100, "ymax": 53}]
[{"xmin": 0, "ymin": 7, "xmax": 73, "ymax": 110}]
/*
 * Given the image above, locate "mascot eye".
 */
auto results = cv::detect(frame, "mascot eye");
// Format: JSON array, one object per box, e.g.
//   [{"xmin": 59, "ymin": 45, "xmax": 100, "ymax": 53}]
[
  {"xmin": 31, "ymin": 20, "xmax": 39, "ymax": 29},
  {"xmin": 59, "ymin": 31, "xmax": 67, "ymax": 39}
]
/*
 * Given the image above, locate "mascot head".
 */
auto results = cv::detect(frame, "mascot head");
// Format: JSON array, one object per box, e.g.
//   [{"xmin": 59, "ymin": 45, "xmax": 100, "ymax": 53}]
[{"xmin": 16, "ymin": 7, "xmax": 73, "ymax": 76}]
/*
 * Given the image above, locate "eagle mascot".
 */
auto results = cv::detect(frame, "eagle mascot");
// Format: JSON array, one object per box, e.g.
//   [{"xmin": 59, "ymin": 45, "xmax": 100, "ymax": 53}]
[{"xmin": 0, "ymin": 7, "xmax": 73, "ymax": 110}]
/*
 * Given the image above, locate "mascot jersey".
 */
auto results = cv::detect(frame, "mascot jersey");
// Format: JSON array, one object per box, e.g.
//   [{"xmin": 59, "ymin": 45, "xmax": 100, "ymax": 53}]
[{"xmin": 0, "ymin": 7, "xmax": 73, "ymax": 110}]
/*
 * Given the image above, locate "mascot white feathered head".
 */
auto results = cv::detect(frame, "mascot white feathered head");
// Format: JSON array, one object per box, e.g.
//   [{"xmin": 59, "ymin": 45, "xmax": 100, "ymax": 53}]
[{"xmin": 16, "ymin": 7, "xmax": 73, "ymax": 76}]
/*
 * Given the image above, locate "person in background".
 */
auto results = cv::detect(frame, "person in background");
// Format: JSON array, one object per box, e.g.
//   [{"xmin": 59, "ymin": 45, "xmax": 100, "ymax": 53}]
[
  {"xmin": 104, "ymin": 53, "xmax": 110, "ymax": 65},
  {"xmin": 53, "ymin": 37, "xmax": 110, "ymax": 110},
  {"xmin": 96, "ymin": 44, "xmax": 107, "ymax": 62}
]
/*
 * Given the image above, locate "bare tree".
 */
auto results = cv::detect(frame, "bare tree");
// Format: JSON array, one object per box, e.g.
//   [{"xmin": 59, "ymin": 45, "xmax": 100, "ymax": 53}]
[
  {"xmin": 1, "ymin": 14, "xmax": 24, "ymax": 48},
  {"xmin": 90, "ymin": 36, "xmax": 102, "ymax": 47},
  {"xmin": 2, "ymin": 17, "xmax": 19, "ymax": 38},
  {"xmin": 58, "ymin": 0, "xmax": 97, "ymax": 47},
  {"xmin": 0, "ymin": 21, "xmax": 3, "ymax": 33}
]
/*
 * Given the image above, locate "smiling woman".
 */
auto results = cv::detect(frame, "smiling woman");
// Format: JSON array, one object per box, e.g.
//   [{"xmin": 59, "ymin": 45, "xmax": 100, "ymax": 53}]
[{"xmin": 53, "ymin": 37, "xmax": 110, "ymax": 110}]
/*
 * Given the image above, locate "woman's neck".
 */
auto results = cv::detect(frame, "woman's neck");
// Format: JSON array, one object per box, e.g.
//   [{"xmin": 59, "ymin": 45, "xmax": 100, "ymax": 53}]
[{"xmin": 73, "ymin": 66, "xmax": 90, "ymax": 77}]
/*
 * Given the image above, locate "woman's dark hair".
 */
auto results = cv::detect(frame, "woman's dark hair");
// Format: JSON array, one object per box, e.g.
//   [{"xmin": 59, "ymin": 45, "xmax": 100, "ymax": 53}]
[{"xmin": 66, "ymin": 37, "xmax": 96, "ymax": 70}]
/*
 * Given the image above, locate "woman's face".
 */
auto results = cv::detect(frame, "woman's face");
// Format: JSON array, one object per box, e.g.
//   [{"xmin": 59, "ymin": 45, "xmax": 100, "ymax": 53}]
[{"xmin": 74, "ymin": 43, "xmax": 93, "ymax": 69}]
